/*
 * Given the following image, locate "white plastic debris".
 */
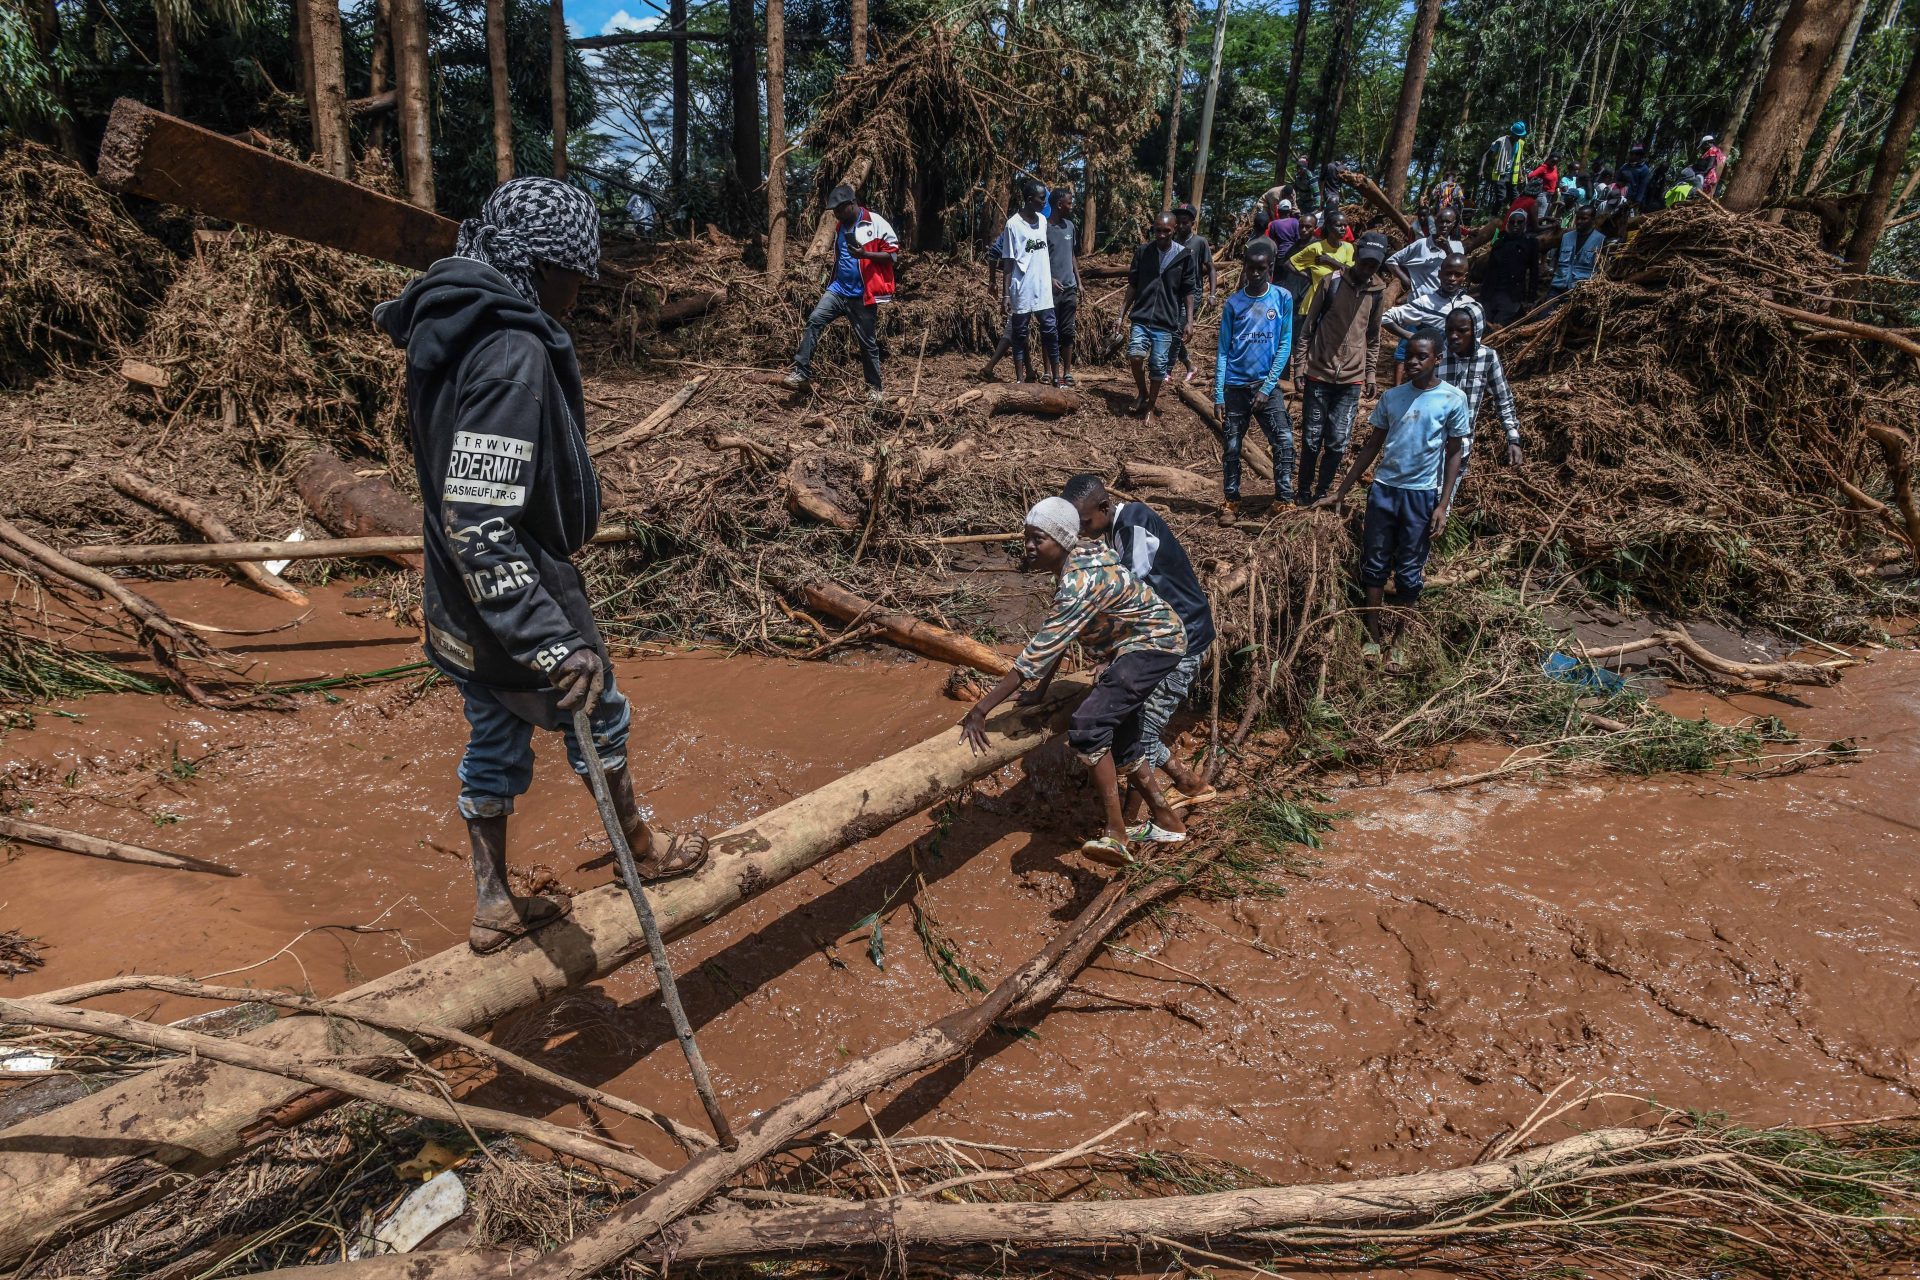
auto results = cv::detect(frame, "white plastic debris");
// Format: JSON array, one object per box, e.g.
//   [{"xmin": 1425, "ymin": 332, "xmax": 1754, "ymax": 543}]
[
  {"xmin": 0, "ymin": 1051, "xmax": 57, "ymax": 1072},
  {"xmin": 347, "ymin": 1169, "xmax": 466, "ymax": 1258},
  {"xmin": 264, "ymin": 526, "xmax": 305, "ymax": 576}
]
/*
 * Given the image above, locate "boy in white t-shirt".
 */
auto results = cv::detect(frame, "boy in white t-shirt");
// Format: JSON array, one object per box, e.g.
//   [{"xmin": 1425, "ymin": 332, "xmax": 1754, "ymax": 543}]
[{"xmin": 985, "ymin": 180, "xmax": 1061, "ymax": 385}]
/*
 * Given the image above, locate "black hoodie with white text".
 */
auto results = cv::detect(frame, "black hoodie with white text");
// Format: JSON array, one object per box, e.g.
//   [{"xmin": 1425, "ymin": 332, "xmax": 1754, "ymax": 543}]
[{"xmin": 374, "ymin": 257, "xmax": 604, "ymax": 690}]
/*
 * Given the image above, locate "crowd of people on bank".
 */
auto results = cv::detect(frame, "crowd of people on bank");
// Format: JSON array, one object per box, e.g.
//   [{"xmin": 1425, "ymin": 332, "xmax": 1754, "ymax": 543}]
[{"xmin": 767, "ymin": 127, "xmax": 1704, "ymax": 862}]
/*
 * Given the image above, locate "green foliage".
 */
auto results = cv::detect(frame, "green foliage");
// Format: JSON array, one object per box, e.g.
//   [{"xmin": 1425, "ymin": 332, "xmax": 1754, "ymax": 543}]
[{"xmin": 0, "ymin": 6, "xmax": 70, "ymax": 133}]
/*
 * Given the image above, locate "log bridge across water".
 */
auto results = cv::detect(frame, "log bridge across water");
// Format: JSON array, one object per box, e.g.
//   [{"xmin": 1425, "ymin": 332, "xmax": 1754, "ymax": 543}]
[{"xmin": 0, "ymin": 680, "xmax": 1086, "ymax": 1266}]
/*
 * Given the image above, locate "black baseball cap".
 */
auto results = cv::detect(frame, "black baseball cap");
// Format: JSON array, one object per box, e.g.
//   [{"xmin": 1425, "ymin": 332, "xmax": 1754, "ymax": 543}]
[
  {"xmin": 1174, "ymin": 202, "xmax": 1197, "ymax": 217},
  {"xmin": 1353, "ymin": 233, "xmax": 1390, "ymax": 264}
]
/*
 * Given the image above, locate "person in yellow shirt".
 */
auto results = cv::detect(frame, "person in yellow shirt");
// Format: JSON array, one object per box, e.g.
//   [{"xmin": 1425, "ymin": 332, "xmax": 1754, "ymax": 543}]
[{"xmin": 1288, "ymin": 207, "xmax": 1355, "ymax": 316}]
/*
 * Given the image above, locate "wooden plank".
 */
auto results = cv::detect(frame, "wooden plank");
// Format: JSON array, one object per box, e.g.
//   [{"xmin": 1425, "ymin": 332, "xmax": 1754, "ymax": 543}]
[{"xmin": 96, "ymin": 97, "xmax": 457, "ymax": 270}]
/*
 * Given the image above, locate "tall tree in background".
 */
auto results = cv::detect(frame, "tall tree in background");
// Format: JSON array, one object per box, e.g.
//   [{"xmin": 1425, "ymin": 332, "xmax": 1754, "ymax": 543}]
[
  {"xmin": 550, "ymin": 0, "xmax": 568, "ymax": 177},
  {"xmin": 1188, "ymin": 0, "xmax": 1229, "ymax": 208},
  {"xmin": 1308, "ymin": 0, "xmax": 1357, "ymax": 168},
  {"xmin": 391, "ymin": 0, "xmax": 434, "ymax": 206},
  {"xmin": 1845, "ymin": 30, "xmax": 1920, "ymax": 268},
  {"xmin": 671, "ymin": 0, "xmax": 688, "ymax": 209},
  {"xmin": 767, "ymin": 0, "xmax": 788, "ymax": 273},
  {"xmin": 368, "ymin": 0, "xmax": 392, "ymax": 151},
  {"xmin": 1379, "ymin": 0, "xmax": 1442, "ymax": 204},
  {"xmin": 1275, "ymin": 0, "xmax": 1310, "ymax": 179},
  {"xmin": 729, "ymin": 0, "xmax": 761, "ymax": 188},
  {"xmin": 25, "ymin": 0, "xmax": 79, "ymax": 157},
  {"xmin": 155, "ymin": 2, "xmax": 183, "ymax": 114},
  {"xmin": 1784, "ymin": 0, "xmax": 1871, "ymax": 189},
  {"xmin": 487, "ymin": 0, "xmax": 514, "ymax": 181},
  {"xmin": 303, "ymin": 0, "xmax": 351, "ymax": 178},
  {"xmin": 1723, "ymin": 0, "xmax": 1862, "ymax": 207},
  {"xmin": 851, "ymin": 0, "xmax": 867, "ymax": 65},
  {"xmin": 1722, "ymin": 0, "xmax": 1792, "ymax": 142},
  {"xmin": 1160, "ymin": 17, "xmax": 1186, "ymax": 209}
]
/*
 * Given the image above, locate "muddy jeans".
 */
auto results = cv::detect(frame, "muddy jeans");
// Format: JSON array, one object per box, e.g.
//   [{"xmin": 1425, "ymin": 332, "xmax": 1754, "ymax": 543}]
[
  {"xmin": 1137, "ymin": 646, "xmax": 1207, "ymax": 771},
  {"xmin": 793, "ymin": 289, "xmax": 884, "ymax": 388},
  {"xmin": 454, "ymin": 674, "xmax": 632, "ymax": 819},
  {"xmin": 1221, "ymin": 384, "xmax": 1295, "ymax": 502},
  {"xmin": 1298, "ymin": 379, "xmax": 1362, "ymax": 504}
]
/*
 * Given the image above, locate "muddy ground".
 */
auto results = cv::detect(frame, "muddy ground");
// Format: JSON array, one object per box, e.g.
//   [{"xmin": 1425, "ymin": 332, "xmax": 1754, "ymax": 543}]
[{"xmin": 2, "ymin": 578, "xmax": 1914, "ymax": 1186}]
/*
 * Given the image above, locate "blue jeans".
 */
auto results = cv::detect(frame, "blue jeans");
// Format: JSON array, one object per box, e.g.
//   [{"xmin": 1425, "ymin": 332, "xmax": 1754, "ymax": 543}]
[
  {"xmin": 1127, "ymin": 324, "xmax": 1175, "ymax": 380},
  {"xmin": 1359, "ymin": 482, "xmax": 1440, "ymax": 601},
  {"xmin": 454, "ymin": 673, "xmax": 632, "ymax": 819},
  {"xmin": 1298, "ymin": 379, "xmax": 1361, "ymax": 503},
  {"xmin": 1137, "ymin": 646, "xmax": 1207, "ymax": 771},
  {"xmin": 1221, "ymin": 385, "xmax": 1295, "ymax": 502},
  {"xmin": 793, "ymin": 289, "xmax": 883, "ymax": 388}
]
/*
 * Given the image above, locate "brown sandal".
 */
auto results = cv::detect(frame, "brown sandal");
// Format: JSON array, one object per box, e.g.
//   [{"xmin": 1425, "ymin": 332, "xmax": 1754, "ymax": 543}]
[
  {"xmin": 469, "ymin": 894, "xmax": 572, "ymax": 956},
  {"xmin": 629, "ymin": 831, "xmax": 710, "ymax": 884}
]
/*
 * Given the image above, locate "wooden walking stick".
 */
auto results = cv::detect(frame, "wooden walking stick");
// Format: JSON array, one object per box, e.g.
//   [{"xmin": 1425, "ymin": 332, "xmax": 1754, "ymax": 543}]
[{"xmin": 571, "ymin": 707, "xmax": 738, "ymax": 1150}]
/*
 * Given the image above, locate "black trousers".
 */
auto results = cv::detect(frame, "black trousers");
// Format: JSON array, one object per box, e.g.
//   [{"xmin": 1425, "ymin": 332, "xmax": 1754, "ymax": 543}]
[{"xmin": 1067, "ymin": 648, "xmax": 1184, "ymax": 769}]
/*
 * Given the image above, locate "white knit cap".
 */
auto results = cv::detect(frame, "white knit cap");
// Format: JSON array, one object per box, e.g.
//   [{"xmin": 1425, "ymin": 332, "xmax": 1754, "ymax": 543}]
[{"xmin": 1024, "ymin": 497, "xmax": 1080, "ymax": 552}]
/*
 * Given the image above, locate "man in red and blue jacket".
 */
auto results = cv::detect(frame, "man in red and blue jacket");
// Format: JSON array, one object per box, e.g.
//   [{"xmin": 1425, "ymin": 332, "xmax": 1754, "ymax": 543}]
[{"xmin": 785, "ymin": 183, "xmax": 898, "ymax": 403}]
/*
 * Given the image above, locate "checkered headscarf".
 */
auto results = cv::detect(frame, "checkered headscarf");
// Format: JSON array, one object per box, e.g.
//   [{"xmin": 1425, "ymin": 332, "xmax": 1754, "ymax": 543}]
[{"xmin": 455, "ymin": 177, "xmax": 601, "ymax": 304}]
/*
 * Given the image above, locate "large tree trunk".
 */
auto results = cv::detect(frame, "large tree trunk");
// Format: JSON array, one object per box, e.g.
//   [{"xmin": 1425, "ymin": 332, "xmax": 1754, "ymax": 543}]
[
  {"xmin": 368, "ymin": 0, "xmax": 392, "ymax": 151},
  {"xmin": 303, "ymin": 0, "xmax": 352, "ymax": 178},
  {"xmin": 27, "ymin": 0, "xmax": 81, "ymax": 159},
  {"xmin": 0, "ymin": 683, "xmax": 1087, "ymax": 1268},
  {"xmin": 1187, "ymin": 0, "xmax": 1230, "ymax": 210},
  {"xmin": 766, "ymin": 0, "xmax": 788, "ymax": 273},
  {"xmin": 1723, "ymin": 0, "xmax": 1862, "ymax": 208},
  {"xmin": 549, "ymin": 0, "xmax": 567, "ymax": 177},
  {"xmin": 729, "ymin": 0, "xmax": 761, "ymax": 191},
  {"xmin": 1722, "ymin": 0, "xmax": 1792, "ymax": 142},
  {"xmin": 1776, "ymin": 0, "xmax": 1871, "ymax": 189},
  {"xmin": 1845, "ymin": 34, "xmax": 1920, "ymax": 269},
  {"xmin": 671, "ymin": 0, "xmax": 688, "ymax": 217},
  {"xmin": 391, "ymin": 0, "xmax": 434, "ymax": 207},
  {"xmin": 1082, "ymin": 154, "xmax": 1098, "ymax": 251},
  {"xmin": 154, "ymin": 1, "xmax": 184, "ymax": 116},
  {"xmin": 1308, "ymin": 0, "xmax": 1357, "ymax": 170},
  {"xmin": 1274, "ymin": 0, "xmax": 1310, "ymax": 181},
  {"xmin": 1378, "ymin": 0, "xmax": 1442, "ymax": 206},
  {"xmin": 850, "ymin": 0, "xmax": 866, "ymax": 65},
  {"xmin": 486, "ymin": 0, "xmax": 513, "ymax": 182}
]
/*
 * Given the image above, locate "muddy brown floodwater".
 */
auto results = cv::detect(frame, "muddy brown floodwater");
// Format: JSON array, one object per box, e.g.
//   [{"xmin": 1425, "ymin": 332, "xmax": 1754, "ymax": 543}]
[{"xmin": 3, "ymin": 580, "xmax": 1918, "ymax": 1192}]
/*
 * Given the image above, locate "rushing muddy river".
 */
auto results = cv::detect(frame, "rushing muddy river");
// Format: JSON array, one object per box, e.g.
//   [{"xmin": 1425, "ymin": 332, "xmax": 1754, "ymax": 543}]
[{"xmin": 2, "ymin": 580, "xmax": 1916, "ymax": 1184}]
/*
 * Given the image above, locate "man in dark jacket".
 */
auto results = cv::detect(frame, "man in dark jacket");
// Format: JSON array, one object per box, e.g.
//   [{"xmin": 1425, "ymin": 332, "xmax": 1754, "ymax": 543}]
[
  {"xmin": 1119, "ymin": 211, "xmax": 1196, "ymax": 418},
  {"xmin": 375, "ymin": 177, "xmax": 708, "ymax": 955}
]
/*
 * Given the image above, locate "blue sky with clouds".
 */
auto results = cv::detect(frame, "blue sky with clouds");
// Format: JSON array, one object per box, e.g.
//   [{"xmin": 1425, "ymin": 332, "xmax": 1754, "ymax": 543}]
[{"xmin": 567, "ymin": 2, "xmax": 660, "ymax": 36}]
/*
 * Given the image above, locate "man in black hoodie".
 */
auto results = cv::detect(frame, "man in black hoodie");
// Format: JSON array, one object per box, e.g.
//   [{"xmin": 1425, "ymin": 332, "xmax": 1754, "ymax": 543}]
[
  {"xmin": 375, "ymin": 177, "xmax": 708, "ymax": 955},
  {"xmin": 1119, "ymin": 212, "xmax": 1196, "ymax": 418}
]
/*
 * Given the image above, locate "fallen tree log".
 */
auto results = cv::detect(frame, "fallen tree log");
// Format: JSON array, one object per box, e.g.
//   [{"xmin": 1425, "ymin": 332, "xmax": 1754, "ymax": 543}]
[
  {"xmin": 589, "ymin": 376, "xmax": 706, "ymax": 456},
  {"xmin": 1336, "ymin": 168, "xmax": 1416, "ymax": 242},
  {"xmin": 940, "ymin": 385, "xmax": 1080, "ymax": 417},
  {"xmin": 1172, "ymin": 382, "xmax": 1274, "ymax": 484},
  {"xmin": 785, "ymin": 452, "xmax": 862, "ymax": 529},
  {"xmin": 108, "ymin": 470, "xmax": 307, "ymax": 605},
  {"xmin": 0, "ymin": 679, "xmax": 1087, "ymax": 1266},
  {"xmin": 1866, "ymin": 422, "xmax": 1920, "ymax": 576},
  {"xmin": 1121, "ymin": 461, "xmax": 1219, "ymax": 502},
  {"xmin": 96, "ymin": 98, "xmax": 457, "ymax": 271},
  {"xmin": 798, "ymin": 581, "xmax": 1013, "ymax": 675},
  {"xmin": 0, "ymin": 816, "xmax": 239, "ymax": 877},
  {"xmin": 650, "ymin": 290, "xmax": 724, "ymax": 332},
  {"xmin": 293, "ymin": 451, "xmax": 423, "ymax": 570},
  {"xmin": 247, "ymin": 1125, "xmax": 1656, "ymax": 1278},
  {"xmin": 1578, "ymin": 626, "xmax": 1846, "ymax": 686},
  {"xmin": 63, "ymin": 527, "xmax": 643, "ymax": 569},
  {"xmin": 1748, "ymin": 296, "xmax": 1920, "ymax": 360}
]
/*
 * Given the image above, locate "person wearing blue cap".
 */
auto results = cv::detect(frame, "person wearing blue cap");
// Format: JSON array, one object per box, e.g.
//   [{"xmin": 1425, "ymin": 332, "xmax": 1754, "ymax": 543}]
[{"xmin": 1484, "ymin": 121, "xmax": 1529, "ymax": 210}]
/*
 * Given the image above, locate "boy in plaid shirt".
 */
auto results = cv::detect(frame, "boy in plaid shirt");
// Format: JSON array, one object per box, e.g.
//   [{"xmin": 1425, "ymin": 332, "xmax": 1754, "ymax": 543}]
[{"xmin": 1437, "ymin": 308, "xmax": 1523, "ymax": 468}]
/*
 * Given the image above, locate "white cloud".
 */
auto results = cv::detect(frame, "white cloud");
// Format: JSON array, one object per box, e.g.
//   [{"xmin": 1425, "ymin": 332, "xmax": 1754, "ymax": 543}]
[{"xmin": 602, "ymin": 9, "xmax": 662, "ymax": 34}]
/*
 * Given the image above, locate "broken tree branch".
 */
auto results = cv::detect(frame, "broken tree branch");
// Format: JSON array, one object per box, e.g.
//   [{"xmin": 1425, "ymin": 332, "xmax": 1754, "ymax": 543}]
[
  {"xmin": 0, "ymin": 817, "xmax": 240, "ymax": 877},
  {"xmin": 108, "ymin": 469, "xmax": 308, "ymax": 605},
  {"xmin": 797, "ymin": 581, "xmax": 1012, "ymax": 674},
  {"xmin": 1578, "ymin": 626, "xmax": 1846, "ymax": 685},
  {"xmin": 588, "ymin": 376, "xmax": 707, "ymax": 456},
  {"xmin": 1866, "ymin": 422, "xmax": 1920, "ymax": 576},
  {"xmin": 1336, "ymin": 168, "xmax": 1416, "ymax": 241}
]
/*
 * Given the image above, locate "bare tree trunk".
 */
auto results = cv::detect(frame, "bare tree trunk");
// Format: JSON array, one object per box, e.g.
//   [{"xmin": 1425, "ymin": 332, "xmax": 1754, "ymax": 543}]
[
  {"xmin": 368, "ymin": 0, "xmax": 392, "ymax": 151},
  {"xmin": 1722, "ymin": 0, "xmax": 1791, "ymax": 143},
  {"xmin": 1545, "ymin": 30, "xmax": 1597, "ymax": 161},
  {"xmin": 1187, "ymin": 0, "xmax": 1230, "ymax": 210},
  {"xmin": 850, "ymin": 0, "xmax": 866, "ymax": 65},
  {"xmin": 728, "ymin": 0, "xmax": 761, "ymax": 190},
  {"xmin": 391, "ymin": 0, "xmax": 435, "ymax": 208},
  {"xmin": 1802, "ymin": 97, "xmax": 1853, "ymax": 194},
  {"xmin": 1082, "ymin": 155, "xmax": 1098, "ymax": 252},
  {"xmin": 1781, "ymin": 0, "xmax": 1871, "ymax": 190},
  {"xmin": 486, "ymin": 0, "xmax": 514, "ymax": 182},
  {"xmin": 1845, "ymin": 34, "xmax": 1920, "ymax": 269},
  {"xmin": 1582, "ymin": 14, "xmax": 1625, "ymax": 160},
  {"xmin": 1160, "ymin": 31, "xmax": 1185, "ymax": 211},
  {"xmin": 1378, "ymin": 0, "xmax": 1442, "ymax": 206},
  {"xmin": 1724, "ymin": 0, "xmax": 1862, "ymax": 208},
  {"xmin": 1308, "ymin": 0, "xmax": 1358, "ymax": 170},
  {"xmin": 155, "ymin": 1, "xmax": 184, "ymax": 116},
  {"xmin": 1275, "ymin": 0, "xmax": 1310, "ymax": 180},
  {"xmin": 671, "ymin": 0, "xmax": 688, "ymax": 220},
  {"xmin": 766, "ymin": 0, "xmax": 788, "ymax": 273},
  {"xmin": 27, "ymin": 0, "xmax": 81, "ymax": 158},
  {"xmin": 304, "ymin": 0, "xmax": 352, "ymax": 178},
  {"xmin": 549, "ymin": 0, "xmax": 567, "ymax": 177}
]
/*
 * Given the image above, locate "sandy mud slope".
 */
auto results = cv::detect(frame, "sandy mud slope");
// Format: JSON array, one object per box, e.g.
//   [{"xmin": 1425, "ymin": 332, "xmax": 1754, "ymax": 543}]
[{"xmin": 1, "ymin": 583, "xmax": 1915, "ymax": 1183}]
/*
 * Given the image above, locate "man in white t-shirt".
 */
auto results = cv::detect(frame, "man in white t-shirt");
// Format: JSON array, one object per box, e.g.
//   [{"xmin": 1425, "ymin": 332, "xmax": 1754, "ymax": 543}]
[{"xmin": 984, "ymin": 180, "xmax": 1061, "ymax": 385}]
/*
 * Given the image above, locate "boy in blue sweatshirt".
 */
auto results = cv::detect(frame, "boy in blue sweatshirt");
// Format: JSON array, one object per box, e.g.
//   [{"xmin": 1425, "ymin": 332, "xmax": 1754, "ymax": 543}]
[{"xmin": 1212, "ymin": 238, "xmax": 1295, "ymax": 521}]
